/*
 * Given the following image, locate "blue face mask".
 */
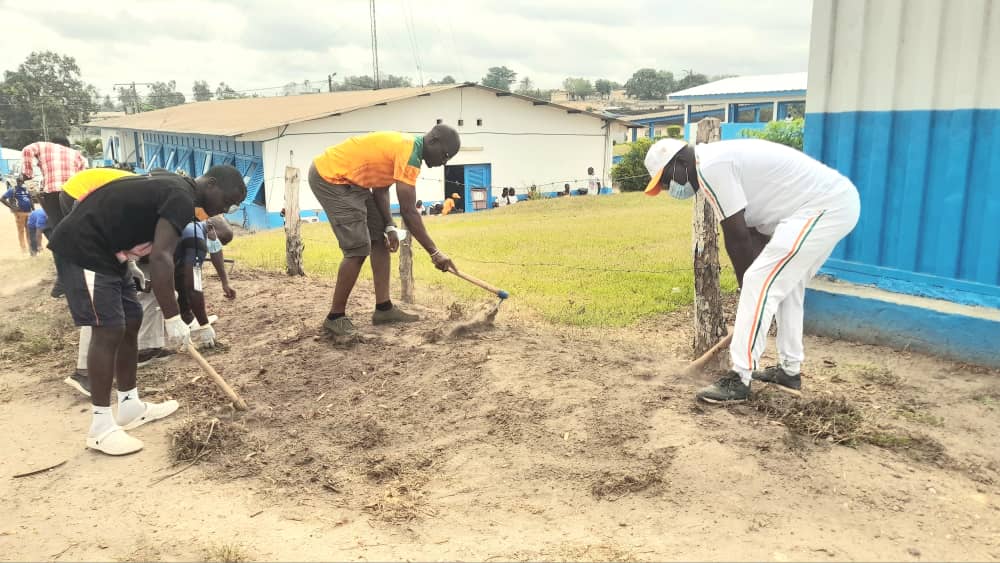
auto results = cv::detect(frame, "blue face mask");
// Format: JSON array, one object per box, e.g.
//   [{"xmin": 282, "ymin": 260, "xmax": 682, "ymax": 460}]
[
  {"xmin": 667, "ymin": 161, "xmax": 695, "ymax": 200},
  {"xmin": 206, "ymin": 237, "xmax": 223, "ymax": 254}
]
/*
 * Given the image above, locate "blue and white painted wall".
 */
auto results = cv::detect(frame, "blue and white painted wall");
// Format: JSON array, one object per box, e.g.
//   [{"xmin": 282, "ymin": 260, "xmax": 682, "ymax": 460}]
[{"xmin": 804, "ymin": 0, "xmax": 1000, "ymax": 366}]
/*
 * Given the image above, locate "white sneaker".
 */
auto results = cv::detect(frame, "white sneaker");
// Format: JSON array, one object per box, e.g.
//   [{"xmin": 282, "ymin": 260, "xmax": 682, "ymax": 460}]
[
  {"xmin": 86, "ymin": 427, "xmax": 144, "ymax": 456},
  {"xmin": 118, "ymin": 400, "xmax": 180, "ymax": 430}
]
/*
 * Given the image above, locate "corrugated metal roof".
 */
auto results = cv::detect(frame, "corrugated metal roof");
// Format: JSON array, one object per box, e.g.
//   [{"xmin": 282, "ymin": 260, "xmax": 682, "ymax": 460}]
[
  {"xmin": 669, "ymin": 72, "xmax": 808, "ymax": 100},
  {"xmin": 91, "ymin": 84, "xmax": 633, "ymax": 137}
]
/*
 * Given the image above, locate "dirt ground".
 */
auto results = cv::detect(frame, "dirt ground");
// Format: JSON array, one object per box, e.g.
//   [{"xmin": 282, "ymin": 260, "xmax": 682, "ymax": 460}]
[{"xmin": 1, "ymin": 217, "xmax": 999, "ymax": 562}]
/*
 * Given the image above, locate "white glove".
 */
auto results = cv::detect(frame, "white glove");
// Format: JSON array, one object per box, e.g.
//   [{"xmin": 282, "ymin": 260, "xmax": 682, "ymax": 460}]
[
  {"xmin": 190, "ymin": 324, "xmax": 216, "ymax": 348},
  {"xmin": 126, "ymin": 260, "xmax": 148, "ymax": 292},
  {"xmin": 164, "ymin": 315, "xmax": 192, "ymax": 348}
]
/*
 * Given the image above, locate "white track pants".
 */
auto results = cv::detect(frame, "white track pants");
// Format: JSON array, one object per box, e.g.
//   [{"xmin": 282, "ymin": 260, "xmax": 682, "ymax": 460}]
[{"xmin": 731, "ymin": 182, "xmax": 860, "ymax": 380}]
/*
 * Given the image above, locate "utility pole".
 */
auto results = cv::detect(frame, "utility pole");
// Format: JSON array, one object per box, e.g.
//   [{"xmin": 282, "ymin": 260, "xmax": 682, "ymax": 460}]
[
  {"xmin": 113, "ymin": 82, "xmax": 153, "ymax": 114},
  {"xmin": 370, "ymin": 0, "xmax": 380, "ymax": 89},
  {"xmin": 328, "ymin": 72, "xmax": 337, "ymax": 93}
]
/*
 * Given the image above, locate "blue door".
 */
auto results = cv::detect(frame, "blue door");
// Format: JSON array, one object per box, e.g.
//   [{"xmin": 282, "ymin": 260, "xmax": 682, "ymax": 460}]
[{"xmin": 463, "ymin": 164, "xmax": 492, "ymax": 213}]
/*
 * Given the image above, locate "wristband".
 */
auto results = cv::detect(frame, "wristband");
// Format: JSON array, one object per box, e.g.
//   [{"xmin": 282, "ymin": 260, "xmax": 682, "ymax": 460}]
[
  {"xmin": 429, "ymin": 249, "xmax": 441, "ymax": 257},
  {"xmin": 384, "ymin": 225, "xmax": 398, "ymax": 234}
]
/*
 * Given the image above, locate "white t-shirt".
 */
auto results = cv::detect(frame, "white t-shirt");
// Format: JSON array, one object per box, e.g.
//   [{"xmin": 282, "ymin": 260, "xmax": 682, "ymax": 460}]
[
  {"xmin": 588, "ymin": 174, "xmax": 600, "ymax": 194},
  {"xmin": 695, "ymin": 139, "xmax": 850, "ymax": 232}
]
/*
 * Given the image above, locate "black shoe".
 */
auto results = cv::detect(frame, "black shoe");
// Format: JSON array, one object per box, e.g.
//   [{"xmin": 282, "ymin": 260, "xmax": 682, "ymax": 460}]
[
  {"xmin": 63, "ymin": 372, "xmax": 91, "ymax": 398},
  {"xmin": 696, "ymin": 371, "xmax": 751, "ymax": 404},
  {"xmin": 753, "ymin": 365, "xmax": 802, "ymax": 396},
  {"xmin": 50, "ymin": 284, "xmax": 64, "ymax": 298},
  {"xmin": 137, "ymin": 348, "xmax": 175, "ymax": 367}
]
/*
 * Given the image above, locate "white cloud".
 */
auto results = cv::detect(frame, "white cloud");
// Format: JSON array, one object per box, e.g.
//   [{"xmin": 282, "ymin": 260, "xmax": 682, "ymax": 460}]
[{"xmin": 0, "ymin": 0, "xmax": 811, "ymax": 99}]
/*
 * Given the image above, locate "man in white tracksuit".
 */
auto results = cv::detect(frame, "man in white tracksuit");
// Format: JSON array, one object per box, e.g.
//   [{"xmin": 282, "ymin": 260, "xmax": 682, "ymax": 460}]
[{"xmin": 644, "ymin": 138, "xmax": 860, "ymax": 403}]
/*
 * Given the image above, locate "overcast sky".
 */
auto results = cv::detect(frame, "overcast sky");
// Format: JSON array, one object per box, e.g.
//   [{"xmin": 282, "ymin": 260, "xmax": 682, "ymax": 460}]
[{"xmin": 1, "ymin": 0, "xmax": 812, "ymax": 100}]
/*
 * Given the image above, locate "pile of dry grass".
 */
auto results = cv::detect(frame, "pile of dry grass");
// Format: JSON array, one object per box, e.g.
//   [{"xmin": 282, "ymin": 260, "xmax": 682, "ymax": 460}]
[
  {"xmin": 169, "ymin": 417, "xmax": 261, "ymax": 463},
  {"xmin": 749, "ymin": 390, "xmax": 868, "ymax": 445}
]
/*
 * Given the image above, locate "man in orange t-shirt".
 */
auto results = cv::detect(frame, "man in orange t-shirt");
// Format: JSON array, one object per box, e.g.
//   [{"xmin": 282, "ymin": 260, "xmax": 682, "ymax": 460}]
[{"xmin": 309, "ymin": 125, "xmax": 461, "ymax": 337}]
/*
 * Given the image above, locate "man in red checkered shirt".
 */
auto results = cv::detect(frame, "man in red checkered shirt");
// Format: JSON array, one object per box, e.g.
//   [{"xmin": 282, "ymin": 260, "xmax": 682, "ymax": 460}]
[{"xmin": 22, "ymin": 135, "xmax": 87, "ymax": 296}]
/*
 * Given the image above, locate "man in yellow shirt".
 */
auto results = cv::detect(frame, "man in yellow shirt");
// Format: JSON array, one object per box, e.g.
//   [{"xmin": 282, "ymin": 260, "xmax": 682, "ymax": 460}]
[
  {"xmin": 309, "ymin": 125, "xmax": 460, "ymax": 336},
  {"xmin": 441, "ymin": 193, "xmax": 461, "ymax": 215}
]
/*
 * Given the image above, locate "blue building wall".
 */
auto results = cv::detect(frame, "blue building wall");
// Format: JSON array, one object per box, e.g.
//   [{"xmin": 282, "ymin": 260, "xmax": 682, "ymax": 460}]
[
  {"xmin": 804, "ymin": 109, "xmax": 1000, "ymax": 309},
  {"xmin": 139, "ymin": 132, "xmax": 265, "ymax": 215}
]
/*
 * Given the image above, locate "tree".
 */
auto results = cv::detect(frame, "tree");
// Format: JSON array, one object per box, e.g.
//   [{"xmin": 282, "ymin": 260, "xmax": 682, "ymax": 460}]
[
  {"xmin": 481, "ymin": 66, "xmax": 517, "ymax": 91},
  {"xmin": 215, "ymin": 82, "xmax": 244, "ymax": 100},
  {"xmin": 741, "ymin": 118, "xmax": 804, "ymax": 151},
  {"xmin": 594, "ymin": 78, "xmax": 614, "ymax": 99},
  {"xmin": 675, "ymin": 69, "xmax": 709, "ymax": 92},
  {"xmin": 192, "ymin": 80, "xmax": 212, "ymax": 102},
  {"xmin": 516, "ymin": 76, "xmax": 533, "ymax": 94},
  {"xmin": 146, "ymin": 81, "xmax": 185, "ymax": 109},
  {"xmin": 624, "ymin": 68, "xmax": 674, "ymax": 100},
  {"xmin": 0, "ymin": 51, "xmax": 97, "ymax": 149},
  {"xmin": 100, "ymin": 95, "xmax": 116, "ymax": 111},
  {"xmin": 429, "ymin": 75, "xmax": 456, "ymax": 85},
  {"xmin": 117, "ymin": 86, "xmax": 145, "ymax": 113},
  {"xmin": 379, "ymin": 74, "xmax": 412, "ymax": 88},
  {"xmin": 611, "ymin": 138, "xmax": 654, "ymax": 192},
  {"xmin": 77, "ymin": 137, "xmax": 103, "ymax": 159},
  {"xmin": 562, "ymin": 77, "xmax": 594, "ymax": 100}
]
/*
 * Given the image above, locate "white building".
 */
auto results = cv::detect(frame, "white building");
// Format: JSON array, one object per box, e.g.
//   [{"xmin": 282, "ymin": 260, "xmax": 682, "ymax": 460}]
[{"xmin": 93, "ymin": 84, "xmax": 633, "ymax": 229}]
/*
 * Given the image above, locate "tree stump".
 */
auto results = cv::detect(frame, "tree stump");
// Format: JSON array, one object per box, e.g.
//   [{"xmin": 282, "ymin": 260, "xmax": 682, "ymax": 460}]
[
  {"xmin": 399, "ymin": 218, "xmax": 414, "ymax": 303},
  {"xmin": 284, "ymin": 166, "xmax": 305, "ymax": 276},
  {"xmin": 692, "ymin": 118, "xmax": 727, "ymax": 363}
]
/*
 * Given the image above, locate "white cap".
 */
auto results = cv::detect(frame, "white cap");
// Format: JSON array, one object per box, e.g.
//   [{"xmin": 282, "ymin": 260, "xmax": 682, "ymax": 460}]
[{"xmin": 643, "ymin": 138, "xmax": 689, "ymax": 196}]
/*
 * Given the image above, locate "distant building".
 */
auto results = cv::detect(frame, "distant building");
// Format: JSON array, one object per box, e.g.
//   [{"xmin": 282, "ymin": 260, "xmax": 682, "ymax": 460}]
[
  {"xmin": 668, "ymin": 72, "xmax": 807, "ymax": 140},
  {"xmin": 92, "ymin": 84, "xmax": 634, "ymax": 229}
]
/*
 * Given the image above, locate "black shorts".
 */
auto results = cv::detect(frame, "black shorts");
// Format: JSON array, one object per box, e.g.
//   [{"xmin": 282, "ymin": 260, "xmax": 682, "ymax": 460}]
[{"xmin": 56, "ymin": 261, "xmax": 142, "ymax": 327}]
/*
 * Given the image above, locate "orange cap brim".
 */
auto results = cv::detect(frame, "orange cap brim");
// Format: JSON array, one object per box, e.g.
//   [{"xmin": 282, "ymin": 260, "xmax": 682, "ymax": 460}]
[{"xmin": 644, "ymin": 167, "xmax": 665, "ymax": 196}]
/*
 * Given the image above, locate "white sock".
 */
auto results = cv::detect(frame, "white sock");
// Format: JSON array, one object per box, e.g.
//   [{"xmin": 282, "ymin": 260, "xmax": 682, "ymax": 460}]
[
  {"xmin": 780, "ymin": 360, "xmax": 801, "ymax": 376},
  {"xmin": 90, "ymin": 406, "xmax": 117, "ymax": 437},
  {"xmin": 116, "ymin": 387, "xmax": 144, "ymax": 423},
  {"xmin": 734, "ymin": 368, "xmax": 753, "ymax": 386}
]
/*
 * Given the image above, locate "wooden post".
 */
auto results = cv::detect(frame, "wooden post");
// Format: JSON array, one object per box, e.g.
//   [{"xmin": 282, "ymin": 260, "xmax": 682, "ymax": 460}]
[
  {"xmin": 692, "ymin": 118, "xmax": 727, "ymax": 361},
  {"xmin": 284, "ymin": 165, "xmax": 305, "ymax": 276},
  {"xmin": 399, "ymin": 218, "xmax": 415, "ymax": 303}
]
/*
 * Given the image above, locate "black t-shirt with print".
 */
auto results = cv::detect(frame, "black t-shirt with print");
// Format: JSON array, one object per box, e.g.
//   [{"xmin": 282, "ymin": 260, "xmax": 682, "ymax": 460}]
[{"xmin": 49, "ymin": 174, "xmax": 196, "ymax": 276}]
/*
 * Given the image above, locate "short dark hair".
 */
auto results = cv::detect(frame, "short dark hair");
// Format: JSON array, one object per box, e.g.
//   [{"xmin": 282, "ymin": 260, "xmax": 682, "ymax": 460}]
[
  {"xmin": 51, "ymin": 136, "xmax": 70, "ymax": 147},
  {"xmin": 205, "ymin": 165, "xmax": 247, "ymax": 200}
]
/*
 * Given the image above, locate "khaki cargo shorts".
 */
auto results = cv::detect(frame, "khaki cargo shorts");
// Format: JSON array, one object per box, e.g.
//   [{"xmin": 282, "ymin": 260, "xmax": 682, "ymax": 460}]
[{"xmin": 308, "ymin": 163, "xmax": 386, "ymax": 258}]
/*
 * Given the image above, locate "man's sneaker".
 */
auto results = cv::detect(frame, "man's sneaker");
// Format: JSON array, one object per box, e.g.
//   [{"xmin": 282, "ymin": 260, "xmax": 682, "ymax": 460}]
[
  {"xmin": 137, "ymin": 348, "xmax": 175, "ymax": 367},
  {"xmin": 753, "ymin": 365, "xmax": 802, "ymax": 396},
  {"xmin": 696, "ymin": 371, "xmax": 752, "ymax": 404},
  {"xmin": 86, "ymin": 427, "xmax": 143, "ymax": 456},
  {"xmin": 63, "ymin": 372, "xmax": 91, "ymax": 398},
  {"xmin": 118, "ymin": 400, "xmax": 180, "ymax": 431},
  {"xmin": 323, "ymin": 316, "xmax": 357, "ymax": 336},
  {"xmin": 372, "ymin": 306, "xmax": 420, "ymax": 325}
]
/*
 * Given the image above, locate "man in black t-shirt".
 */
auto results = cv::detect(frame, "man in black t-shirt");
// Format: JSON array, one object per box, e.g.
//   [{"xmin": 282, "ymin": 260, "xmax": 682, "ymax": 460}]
[{"xmin": 49, "ymin": 166, "xmax": 247, "ymax": 456}]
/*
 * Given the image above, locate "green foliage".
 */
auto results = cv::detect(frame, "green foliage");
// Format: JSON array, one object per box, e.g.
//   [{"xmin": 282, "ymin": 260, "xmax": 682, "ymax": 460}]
[
  {"xmin": 481, "ymin": 66, "xmax": 517, "ymax": 91},
  {"xmin": 226, "ymin": 193, "xmax": 737, "ymax": 327},
  {"xmin": 594, "ymin": 78, "xmax": 614, "ymax": 98},
  {"xmin": 215, "ymin": 82, "xmax": 244, "ymax": 100},
  {"xmin": 77, "ymin": 137, "xmax": 103, "ymax": 159},
  {"xmin": 100, "ymin": 95, "xmax": 116, "ymax": 111},
  {"xmin": 676, "ymin": 69, "xmax": 710, "ymax": 91},
  {"xmin": 624, "ymin": 68, "xmax": 674, "ymax": 100},
  {"xmin": 666, "ymin": 125, "xmax": 683, "ymax": 139},
  {"xmin": 192, "ymin": 80, "xmax": 212, "ymax": 102},
  {"xmin": 146, "ymin": 81, "xmax": 185, "ymax": 109},
  {"xmin": 611, "ymin": 138, "xmax": 654, "ymax": 192},
  {"xmin": 0, "ymin": 51, "xmax": 97, "ymax": 148},
  {"xmin": 562, "ymin": 77, "xmax": 594, "ymax": 100},
  {"xmin": 741, "ymin": 118, "xmax": 805, "ymax": 151}
]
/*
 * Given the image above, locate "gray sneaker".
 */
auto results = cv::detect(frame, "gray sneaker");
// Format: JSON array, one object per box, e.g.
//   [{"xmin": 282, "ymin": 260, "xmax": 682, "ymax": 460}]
[
  {"xmin": 371, "ymin": 306, "xmax": 420, "ymax": 325},
  {"xmin": 323, "ymin": 316, "xmax": 357, "ymax": 336},
  {"xmin": 696, "ymin": 371, "xmax": 751, "ymax": 404},
  {"xmin": 753, "ymin": 365, "xmax": 802, "ymax": 395}
]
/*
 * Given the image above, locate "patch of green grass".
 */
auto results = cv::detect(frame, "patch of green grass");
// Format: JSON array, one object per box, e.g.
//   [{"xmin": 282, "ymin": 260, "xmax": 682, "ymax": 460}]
[
  {"xmin": 18, "ymin": 334, "xmax": 54, "ymax": 356},
  {"xmin": 226, "ymin": 193, "xmax": 738, "ymax": 327},
  {"xmin": 895, "ymin": 403, "xmax": 945, "ymax": 427}
]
